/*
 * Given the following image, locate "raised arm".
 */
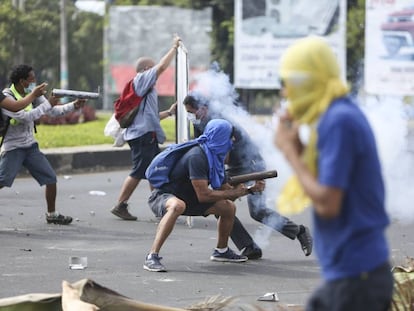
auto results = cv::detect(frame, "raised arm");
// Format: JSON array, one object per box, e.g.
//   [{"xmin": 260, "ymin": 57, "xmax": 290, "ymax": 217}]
[
  {"xmin": 1, "ymin": 83, "xmax": 47, "ymax": 112},
  {"xmin": 155, "ymin": 35, "xmax": 181, "ymax": 77}
]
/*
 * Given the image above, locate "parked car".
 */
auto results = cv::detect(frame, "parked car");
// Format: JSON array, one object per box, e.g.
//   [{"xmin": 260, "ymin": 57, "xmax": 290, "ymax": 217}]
[{"xmin": 381, "ymin": 5, "xmax": 414, "ymax": 56}]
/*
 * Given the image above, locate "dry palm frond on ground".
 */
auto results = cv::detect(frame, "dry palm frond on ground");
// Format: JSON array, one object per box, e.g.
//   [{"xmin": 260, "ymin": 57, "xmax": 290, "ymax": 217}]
[{"xmin": 390, "ymin": 257, "xmax": 414, "ymax": 311}]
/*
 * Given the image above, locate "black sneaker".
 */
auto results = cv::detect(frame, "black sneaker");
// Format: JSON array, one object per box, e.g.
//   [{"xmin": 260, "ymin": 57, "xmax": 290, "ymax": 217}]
[
  {"xmin": 143, "ymin": 253, "xmax": 166, "ymax": 272},
  {"xmin": 241, "ymin": 244, "xmax": 262, "ymax": 260},
  {"xmin": 210, "ymin": 248, "xmax": 248, "ymax": 262},
  {"xmin": 111, "ymin": 202, "xmax": 137, "ymax": 220},
  {"xmin": 297, "ymin": 225, "xmax": 313, "ymax": 256},
  {"xmin": 46, "ymin": 212, "xmax": 73, "ymax": 225}
]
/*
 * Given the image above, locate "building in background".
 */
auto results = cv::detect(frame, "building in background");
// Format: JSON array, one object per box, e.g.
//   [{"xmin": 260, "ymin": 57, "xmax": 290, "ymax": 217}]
[
  {"xmin": 365, "ymin": 1, "xmax": 414, "ymax": 96},
  {"xmin": 103, "ymin": 6, "xmax": 211, "ymax": 109},
  {"xmin": 234, "ymin": 0, "xmax": 347, "ymax": 90}
]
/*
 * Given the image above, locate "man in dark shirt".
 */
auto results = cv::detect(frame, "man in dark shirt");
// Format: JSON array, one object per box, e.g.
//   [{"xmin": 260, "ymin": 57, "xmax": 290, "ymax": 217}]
[{"xmin": 144, "ymin": 119, "xmax": 264, "ymax": 272}]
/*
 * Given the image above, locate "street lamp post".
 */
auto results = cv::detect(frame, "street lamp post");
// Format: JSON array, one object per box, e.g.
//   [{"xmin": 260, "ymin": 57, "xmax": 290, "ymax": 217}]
[{"xmin": 60, "ymin": 0, "xmax": 69, "ymax": 97}]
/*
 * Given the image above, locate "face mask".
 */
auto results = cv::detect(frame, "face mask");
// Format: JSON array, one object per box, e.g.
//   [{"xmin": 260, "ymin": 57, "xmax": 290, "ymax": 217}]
[
  {"xmin": 24, "ymin": 82, "xmax": 36, "ymax": 93},
  {"xmin": 187, "ymin": 112, "xmax": 201, "ymax": 125}
]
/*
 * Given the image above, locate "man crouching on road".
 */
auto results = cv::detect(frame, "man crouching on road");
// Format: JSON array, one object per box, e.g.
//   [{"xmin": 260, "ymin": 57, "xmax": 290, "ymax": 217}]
[{"xmin": 143, "ymin": 119, "xmax": 265, "ymax": 272}]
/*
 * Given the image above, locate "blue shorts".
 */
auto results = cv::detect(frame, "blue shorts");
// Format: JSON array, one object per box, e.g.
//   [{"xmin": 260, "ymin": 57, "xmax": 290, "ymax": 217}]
[
  {"xmin": 0, "ymin": 143, "xmax": 57, "ymax": 187},
  {"xmin": 127, "ymin": 132, "xmax": 160, "ymax": 179}
]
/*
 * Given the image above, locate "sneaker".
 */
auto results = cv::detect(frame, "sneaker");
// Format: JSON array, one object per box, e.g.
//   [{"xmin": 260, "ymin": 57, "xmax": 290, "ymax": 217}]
[
  {"xmin": 297, "ymin": 225, "xmax": 313, "ymax": 256},
  {"xmin": 210, "ymin": 248, "xmax": 248, "ymax": 262},
  {"xmin": 111, "ymin": 202, "xmax": 137, "ymax": 220},
  {"xmin": 241, "ymin": 244, "xmax": 262, "ymax": 260},
  {"xmin": 46, "ymin": 212, "xmax": 73, "ymax": 225},
  {"xmin": 143, "ymin": 253, "xmax": 166, "ymax": 272}
]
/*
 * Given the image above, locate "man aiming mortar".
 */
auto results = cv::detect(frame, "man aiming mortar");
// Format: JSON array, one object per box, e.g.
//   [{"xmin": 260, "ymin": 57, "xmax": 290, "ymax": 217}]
[{"xmin": 144, "ymin": 119, "xmax": 265, "ymax": 272}]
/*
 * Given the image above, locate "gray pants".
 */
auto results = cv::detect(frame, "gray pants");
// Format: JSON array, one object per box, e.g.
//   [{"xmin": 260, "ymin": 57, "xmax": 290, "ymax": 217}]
[{"xmin": 226, "ymin": 161, "xmax": 300, "ymax": 250}]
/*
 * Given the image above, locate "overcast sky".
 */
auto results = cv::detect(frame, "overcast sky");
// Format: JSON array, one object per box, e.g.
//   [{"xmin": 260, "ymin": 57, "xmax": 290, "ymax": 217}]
[{"xmin": 75, "ymin": 0, "xmax": 105, "ymax": 16}]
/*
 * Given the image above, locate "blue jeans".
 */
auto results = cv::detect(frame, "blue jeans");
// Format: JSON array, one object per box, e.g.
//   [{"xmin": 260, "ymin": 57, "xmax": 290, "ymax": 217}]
[
  {"xmin": 0, "ymin": 143, "xmax": 56, "ymax": 187},
  {"xmin": 229, "ymin": 191, "xmax": 301, "ymax": 250}
]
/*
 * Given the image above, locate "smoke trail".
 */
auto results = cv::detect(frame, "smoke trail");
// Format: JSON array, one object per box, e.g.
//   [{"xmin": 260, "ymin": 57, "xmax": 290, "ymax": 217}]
[{"xmin": 191, "ymin": 66, "xmax": 291, "ymax": 247}]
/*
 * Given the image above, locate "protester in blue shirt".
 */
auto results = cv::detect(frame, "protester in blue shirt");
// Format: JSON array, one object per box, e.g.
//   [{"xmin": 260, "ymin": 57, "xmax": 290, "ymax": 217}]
[{"xmin": 274, "ymin": 36, "xmax": 393, "ymax": 311}]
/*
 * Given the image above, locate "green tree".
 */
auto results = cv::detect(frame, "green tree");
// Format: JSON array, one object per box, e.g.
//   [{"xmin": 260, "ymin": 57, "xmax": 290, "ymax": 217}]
[
  {"xmin": 67, "ymin": 9, "xmax": 103, "ymax": 95},
  {"xmin": 0, "ymin": 0, "xmax": 103, "ymax": 103},
  {"xmin": 347, "ymin": 0, "xmax": 365, "ymax": 89}
]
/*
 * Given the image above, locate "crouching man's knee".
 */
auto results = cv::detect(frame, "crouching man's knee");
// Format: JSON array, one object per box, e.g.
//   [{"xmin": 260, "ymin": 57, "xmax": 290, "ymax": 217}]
[
  {"xmin": 165, "ymin": 198, "xmax": 186, "ymax": 216},
  {"xmin": 213, "ymin": 199, "xmax": 236, "ymax": 219}
]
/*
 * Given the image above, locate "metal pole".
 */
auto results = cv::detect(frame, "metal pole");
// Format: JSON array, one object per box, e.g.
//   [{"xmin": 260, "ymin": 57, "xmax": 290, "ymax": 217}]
[
  {"xmin": 12, "ymin": 0, "xmax": 24, "ymax": 64},
  {"xmin": 103, "ymin": 0, "xmax": 110, "ymax": 110},
  {"xmin": 60, "ymin": 0, "xmax": 69, "ymax": 97},
  {"xmin": 176, "ymin": 42, "xmax": 190, "ymax": 144}
]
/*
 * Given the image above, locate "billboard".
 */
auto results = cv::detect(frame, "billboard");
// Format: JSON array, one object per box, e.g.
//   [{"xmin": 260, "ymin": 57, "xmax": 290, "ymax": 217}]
[
  {"xmin": 234, "ymin": 0, "xmax": 347, "ymax": 89},
  {"xmin": 365, "ymin": 0, "xmax": 414, "ymax": 95},
  {"xmin": 104, "ymin": 6, "xmax": 211, "ymax": 109}
]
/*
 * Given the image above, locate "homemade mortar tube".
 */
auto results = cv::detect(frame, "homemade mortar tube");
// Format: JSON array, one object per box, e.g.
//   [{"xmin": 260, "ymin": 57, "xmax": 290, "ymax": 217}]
[{"xmin": 51, "ymin": 89, "xmax": 100, "ymax": 100}]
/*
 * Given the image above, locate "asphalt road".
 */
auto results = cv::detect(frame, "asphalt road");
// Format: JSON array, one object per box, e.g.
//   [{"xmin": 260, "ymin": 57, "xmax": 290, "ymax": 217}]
[{"xmin": 0, "ymin": 169, "xmax": 413, "ymax": 310}]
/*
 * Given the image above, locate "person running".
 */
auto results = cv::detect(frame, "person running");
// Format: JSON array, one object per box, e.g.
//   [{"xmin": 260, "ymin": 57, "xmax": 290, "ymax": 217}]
[{"xmin": 110, "ymin": 35, "xmax": 179, "ymax": 221}]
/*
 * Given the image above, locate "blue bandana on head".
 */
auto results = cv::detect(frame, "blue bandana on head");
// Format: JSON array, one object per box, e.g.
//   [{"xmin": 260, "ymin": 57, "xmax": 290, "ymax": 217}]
[{"xmin": 196, "ymin": 119, "xmax": 233, "ymax": 189}]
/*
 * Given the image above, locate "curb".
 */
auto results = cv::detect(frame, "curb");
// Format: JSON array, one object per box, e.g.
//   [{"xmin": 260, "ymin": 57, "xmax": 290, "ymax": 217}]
[{"xmin": 43, "ymin": 144, "xmax": 132, "ymax": 175}]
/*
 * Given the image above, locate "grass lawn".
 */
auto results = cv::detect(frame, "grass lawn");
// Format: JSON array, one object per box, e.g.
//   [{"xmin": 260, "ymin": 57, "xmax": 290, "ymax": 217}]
[{"xmin": 35, "ymin": 111, "xmax": 177, "ymax": 149}]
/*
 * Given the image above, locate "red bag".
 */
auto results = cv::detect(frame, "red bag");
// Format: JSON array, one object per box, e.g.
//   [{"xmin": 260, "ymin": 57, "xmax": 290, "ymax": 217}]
[{"xmin": 114, "ymin": 79, "xmax": 147, "ymax": 128}]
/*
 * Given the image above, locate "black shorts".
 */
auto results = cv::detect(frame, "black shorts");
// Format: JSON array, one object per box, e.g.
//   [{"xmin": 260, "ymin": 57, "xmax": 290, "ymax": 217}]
[
  {"xmin": 128, "ymin": 132, "xmax": 160, "ymax": 179},
  {"xmin": 306, "ymin": 262, "xmax": 393, "ymax": 311},
  {"xmin": 148, "ymin": 189, "xmax": 214, "ymax": 217}
]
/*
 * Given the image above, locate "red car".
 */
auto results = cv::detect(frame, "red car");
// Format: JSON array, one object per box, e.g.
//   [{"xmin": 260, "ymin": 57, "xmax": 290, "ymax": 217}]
[{"xmin": 381, "ymin": 5, "xmax": 414, "ymax": 56}]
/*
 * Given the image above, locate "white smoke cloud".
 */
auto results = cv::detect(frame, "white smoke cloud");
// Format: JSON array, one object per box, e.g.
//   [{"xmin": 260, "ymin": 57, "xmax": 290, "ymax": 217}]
[
  {"xmin": 192, "ymin": 67, "xmax": 291, "ymax": 186},
  {"xmin": 191, "ymin": 66, "xmax": 414, "ymax": 231},
  {"xmin": 362, "ymin": 95, "xmax": 414, "ymax": 224},
  {"xmin": 192, "ymin": 66, "xmax": 292, "ymax": 247}
]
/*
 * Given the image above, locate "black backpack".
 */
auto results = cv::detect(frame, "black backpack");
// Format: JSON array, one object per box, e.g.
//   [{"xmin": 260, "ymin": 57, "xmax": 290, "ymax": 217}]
[
  {"xmin": 0, "ymin": 88, "xmax": 13, "ymax": 147},
  {"xmin": 0, "ymin": 111, "xmax": 10, "ymax": 138}
]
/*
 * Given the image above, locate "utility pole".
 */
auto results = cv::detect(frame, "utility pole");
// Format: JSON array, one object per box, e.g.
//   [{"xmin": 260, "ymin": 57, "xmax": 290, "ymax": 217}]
[
  {"xmin": 12, "ymin": 0, "xmax": 25, "ymax": 65},
  {"xmin": 12, "ymin": 0, "xmax": 25, "ymax": 10},
  {"xmin": 103, "ymin": 0, "xmax": 110, "ymax": 110},
  {"xmin": 60, "ymin": 0, "xmax": 69, "ymax": 95}
]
